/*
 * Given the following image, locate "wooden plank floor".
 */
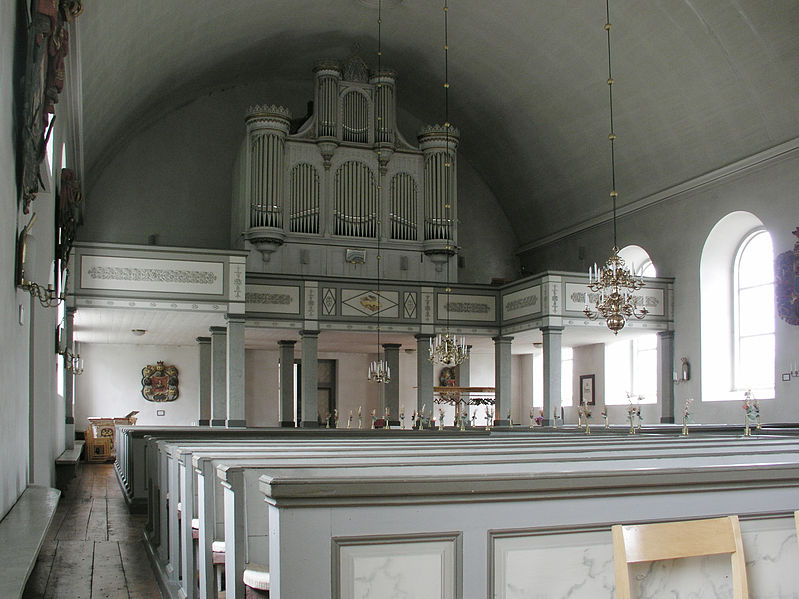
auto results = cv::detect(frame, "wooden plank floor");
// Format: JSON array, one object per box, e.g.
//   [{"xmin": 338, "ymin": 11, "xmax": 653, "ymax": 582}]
[{"xmin": 24, "ymin": 463, "xmax": 162, "ymax": 599}]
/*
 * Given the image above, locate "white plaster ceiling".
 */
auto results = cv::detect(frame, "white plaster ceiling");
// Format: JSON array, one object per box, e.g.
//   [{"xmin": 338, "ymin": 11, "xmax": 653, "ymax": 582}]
[{"xmin": 77, "ymin": 0, "xmax": 799, "ymax": 247}]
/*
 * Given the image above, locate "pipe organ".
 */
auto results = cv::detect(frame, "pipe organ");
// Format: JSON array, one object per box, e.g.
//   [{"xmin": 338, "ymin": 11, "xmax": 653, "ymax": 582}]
[{"xmin": 235, "ymin": 51, "xmax": 460, "ymax": 281}]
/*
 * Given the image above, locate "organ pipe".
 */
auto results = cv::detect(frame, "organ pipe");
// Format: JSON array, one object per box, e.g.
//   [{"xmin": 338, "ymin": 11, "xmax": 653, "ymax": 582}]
[{"xmin": 244, "ymin": 106, "xmax": 291, "ymax": 230}]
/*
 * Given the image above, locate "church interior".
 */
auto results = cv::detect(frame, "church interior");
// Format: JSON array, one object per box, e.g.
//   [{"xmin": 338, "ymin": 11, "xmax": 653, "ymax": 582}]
[{"xmin": 3, "ymin": 1, "xmax": 799, "ymax": 597}]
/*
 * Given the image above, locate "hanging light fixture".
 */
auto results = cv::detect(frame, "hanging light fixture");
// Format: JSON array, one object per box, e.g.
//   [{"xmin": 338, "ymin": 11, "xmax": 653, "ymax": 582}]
[
  {"xmin": 429, "ymin": 0, "xmax": 468, "ymax": 366},
  {"xmin": 584, "ymin": 0, "xmax": 648, "ymax": 334},
  {"xmin": 368, "ymin": 0, "xmax": 391, "ymax": 384}
]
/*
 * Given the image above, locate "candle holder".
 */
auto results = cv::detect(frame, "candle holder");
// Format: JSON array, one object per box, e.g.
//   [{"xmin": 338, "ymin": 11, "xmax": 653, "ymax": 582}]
[{"xmin": 682, "ymin": 414, "xmax": 689, "ymax": 436}]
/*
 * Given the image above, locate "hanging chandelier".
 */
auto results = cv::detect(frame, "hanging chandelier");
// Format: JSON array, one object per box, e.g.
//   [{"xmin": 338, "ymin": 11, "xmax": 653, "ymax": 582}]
[
  {"xmin": 429, "ymin": 0, "xmax": 468, "ymax": 366},
  {"xmin": 368, "ymin": 0, "xmax": 391, "ymax": 384},
  {"xmin": 583, "ymin": 0, "xmax": 647, "ymax": 334}
]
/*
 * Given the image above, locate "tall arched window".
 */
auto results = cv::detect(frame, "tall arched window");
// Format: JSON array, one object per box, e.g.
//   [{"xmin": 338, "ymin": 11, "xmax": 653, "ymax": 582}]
[
  {"xmin": 700, "ymin": 212, "xmax": 774, "ymax": 401},
  {"xmin": 734, "ymin": 229, "xmax": 775, "ymax": 394}
]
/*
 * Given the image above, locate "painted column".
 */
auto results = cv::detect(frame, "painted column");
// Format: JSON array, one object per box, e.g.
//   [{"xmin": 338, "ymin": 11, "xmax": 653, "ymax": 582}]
[
  {"xmin": 300, "ymin": 330, "xmax": 319, "ymax": 428},
  {"xmin": 542, "ymin": 326, "xmax": 564, "ymax": 426},
  {"xmin": 278, "ymin": 340, "xmax": 296, "ymax": 427},
  {"xmin": 658, "ymin": 330, "xmax": 676, "ymax": 423},
  {"xmin": 209, "ymin": 326, "xmax": 227, "ymax": 427},
  {"xmin": 415, "ymin": 334, "xmax": 434, "ymax": 416},
  {"xmin": 197, "ymin": 337, "xmax": 211, "ymax": 426},
  {"xmin": 493, "ymin": 336, "xmax": 513, "ymax": 426},
  {"xmin": 64, "ymin": 307, "xmax": 75, "ymax": 448},
  {"xmin": 225, "ymin": 315, "xmax": 246, "ymax": 428},
  {"xmin": 382, "ymin": 343, "xmax": 401, "ymax": 425},
  {"xmin": 459, "ymin": 346, "xmax": 472, "ymax": 388}
]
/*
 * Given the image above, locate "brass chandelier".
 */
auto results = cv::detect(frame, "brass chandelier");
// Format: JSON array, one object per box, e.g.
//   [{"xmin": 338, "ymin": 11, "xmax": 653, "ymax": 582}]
[
  {"xmin": 584, "ymin": 0, "xmax": 647, "ymax": 334},
  {"xmin": 368, "ymin": 0, "xmax": 390, "ymax": 384},
  {"xmin": 429, "ymin": 0, "xmax": 468, "ymax": 366}
]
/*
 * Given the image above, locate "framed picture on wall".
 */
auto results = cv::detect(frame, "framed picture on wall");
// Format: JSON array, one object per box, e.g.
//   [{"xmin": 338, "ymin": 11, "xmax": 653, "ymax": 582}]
[{"xmin": 580, "ymin": 374, "xmax": 595, "ymax": 405}]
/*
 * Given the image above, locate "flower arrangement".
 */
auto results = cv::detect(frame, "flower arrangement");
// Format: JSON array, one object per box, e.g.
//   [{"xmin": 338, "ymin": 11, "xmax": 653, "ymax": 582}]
[
  {"xmin": 601, "ymin": 406, "xmax": 609, "ymax": 428},
  {"xmin": 682, "ymin": 398, "xmax": 693, "ymax": 436},
  {"xmin": 626, "ymin": 394, "xmax": 642, "ymax": 433},
  {"xmin": 742, "ymin": 390, "xmax": 759, "ymax": 434}
]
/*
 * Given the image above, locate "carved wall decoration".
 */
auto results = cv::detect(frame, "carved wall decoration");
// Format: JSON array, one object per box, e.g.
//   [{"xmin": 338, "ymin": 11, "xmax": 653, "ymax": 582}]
[
  {"xmin": 80, "ymin": 255, "xmax": 224, "ymax": 294},
  {"xmin": 775, "ymin": 226, "xmax": 799, "ymax": 326},
  {"xmin": 19, "ymin": 0, "xmax": 83, "ymax": 212},
  {"xmin": 141, "ymin": 361, "xmax": 179, "ymax": 402}
]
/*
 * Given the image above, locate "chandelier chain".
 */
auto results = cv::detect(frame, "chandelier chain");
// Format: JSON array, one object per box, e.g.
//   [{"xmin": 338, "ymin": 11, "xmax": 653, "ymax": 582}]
[{"xmin": 583, "ymin": 0, "xmax": 648, "ymax": 334}]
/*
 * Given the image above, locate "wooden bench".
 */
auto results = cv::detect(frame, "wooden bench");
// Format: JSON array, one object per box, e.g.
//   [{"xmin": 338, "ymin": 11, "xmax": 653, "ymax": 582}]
[
  {"xmin": 0, "ymin": 486, "xmax": 61, "ymax": 599},
  {"xmin": 55, "ymin": 440, "xmax": 85, "ymax": 491}
]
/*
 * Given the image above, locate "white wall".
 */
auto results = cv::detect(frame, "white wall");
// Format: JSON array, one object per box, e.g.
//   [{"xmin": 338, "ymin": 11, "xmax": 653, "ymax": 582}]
[
  {"xmin": 0, "ymin": 2, "xmax": 30, "ymax": 518},
  {"xmin": 520, "ymin": 148, "xmax": 799, "ymax": 425},
  {"xmin": 75, "ymin": 343, "xmax": 200, "ymax": 429}
]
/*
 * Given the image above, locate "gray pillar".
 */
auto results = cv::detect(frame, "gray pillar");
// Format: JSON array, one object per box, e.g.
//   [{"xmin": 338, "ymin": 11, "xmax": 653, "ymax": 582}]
[
  {"xmin": 225, "ymin": 315, "xmax": 246, "ymax": 428},
  {"xmin": 493, "ymin": 336, "xmax": 513, "ymax": 426},
  {"xmin": 300, "ymin": 330, "xmax": 319, "ymax": 428},
  {"xmin": 383, "ymin": 343, "xmax": 401, "ymax": 425},
  {"xmin": 658, "ymin": 330, "xmax": 676, "ymax": 423},
  {"xmin": 278, "ymin": 340, "xmax": 296, "ymax": 427},
  {"xmin": 64, "ymin": 307, "xmax": 75, "ymax": 448},
  {"xmin": 415, "ymin": 334, "xmax": 434, "ymax": 415},
  {"xmin": 197, "ymin": 337, "xmax": 211, "ymax": 426},
  {"xmin": 459, "ymin": 346, "xmax": 472, "ymax": 388},
  {"xmin": 542, "ymin": 326, "xmax": 564, "ymax": 426},
  {"xmin": 209, "ymin": 326, "xmax": 227, "ymax": 427}
]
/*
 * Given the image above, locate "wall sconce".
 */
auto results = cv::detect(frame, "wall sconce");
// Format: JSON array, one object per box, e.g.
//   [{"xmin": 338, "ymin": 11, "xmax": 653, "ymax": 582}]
[
  {"xmin": 16, "ymin": 213, "xmax": 65, "ymax": 309},
  {"xmin": 674, "ymin": 357, "xmax": 690, "ymax": 384},
  {"xmin": 60, "ymin": 348, "xmax": 84, "ymax": 375}
]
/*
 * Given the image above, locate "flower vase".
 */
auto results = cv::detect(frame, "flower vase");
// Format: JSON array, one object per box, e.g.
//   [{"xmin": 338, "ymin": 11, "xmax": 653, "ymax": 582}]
[
  {"xmin": 744, "ymin": 418, "xmax": 751, "ymax": 437},
  {"xmin": 438, "ymin": 420, "xmax": 444, "ymax": 431},
  {"xmin": 585, "ymin": 420, "xmax": 591, "ymax": 435},
  {"xmin": 682, "ymin": 415, "xmax": 688, "ymax": 436},
  {"xmin": 603, "ymin": 415, "xmax": 609, "ymax": 429},
  {"xmin": 629, "ymin": 417, "xmax": 635, "ymax": 435},
  {"xmin": 756, "ymin": 414, "xmax": 761, "ymax": 429}
]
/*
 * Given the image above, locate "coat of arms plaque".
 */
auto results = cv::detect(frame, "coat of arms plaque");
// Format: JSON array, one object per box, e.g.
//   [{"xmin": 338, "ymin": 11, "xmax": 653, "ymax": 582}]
[{"xmin": 141, "ymin": 361, "xmax": 179, "ymax": 402}]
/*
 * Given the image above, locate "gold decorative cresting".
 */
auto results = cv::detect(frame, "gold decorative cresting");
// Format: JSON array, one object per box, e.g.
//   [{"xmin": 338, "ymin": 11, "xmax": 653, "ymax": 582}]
[{"xmin": 583, "ymin": 1, "xmax": 648, "ymax": 334}]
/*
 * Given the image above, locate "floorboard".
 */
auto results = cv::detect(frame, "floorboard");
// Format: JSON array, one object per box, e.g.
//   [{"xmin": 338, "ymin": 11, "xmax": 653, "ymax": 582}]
[{"xmin": 23, "ymin": 463, "xmax": 163, "ymax": 599}]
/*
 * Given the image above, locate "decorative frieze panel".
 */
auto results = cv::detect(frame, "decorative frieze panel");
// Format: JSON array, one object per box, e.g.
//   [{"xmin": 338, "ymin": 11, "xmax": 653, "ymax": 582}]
[
  {"xmin": 502, "ymin": 285, "xmax": 541, "ymax": 320},
  {"xmin": 403, "ymin": 292, "xmax": 418, "ymax": 319},
  {"xmin": 341, "ymin": 289, "xmax": 399, "ymax": 318},
  {"xmin": 245, "ymin": 284, "xmax": 300, "ymax": 314},
  {"xmin": 322, "ymin": 287, "xmax": 337, "ymax": 316},
  {"xmin": 437, "ymin": 293, "xmax": 496, "ymax": 322},
  {"xmin": 80, "ymin": 255, "xmax": 224, "ymax": 295},
  {"xmin": 564, "ymin": 282, "xmax": 665, "ymax": 317}
]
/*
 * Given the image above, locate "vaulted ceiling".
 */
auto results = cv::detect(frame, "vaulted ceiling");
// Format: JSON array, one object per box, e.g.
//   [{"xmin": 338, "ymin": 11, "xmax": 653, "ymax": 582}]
[{"xmin": 77, "ymin": 0, "xmax": 799, "ymax": 250}]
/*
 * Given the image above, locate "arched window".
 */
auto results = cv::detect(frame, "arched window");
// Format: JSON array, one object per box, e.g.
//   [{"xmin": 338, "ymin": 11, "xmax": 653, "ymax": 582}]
[
  {"xmin": 700, "ymin": 212, "xmax": 775, "ymax": 401},
  {"xmin": 734, "ymin": 229, "xmax": 775, "ymax": 394},
  {"xmin": 618, "ymin": 245, "xmax": 657, "ymax": 277}
]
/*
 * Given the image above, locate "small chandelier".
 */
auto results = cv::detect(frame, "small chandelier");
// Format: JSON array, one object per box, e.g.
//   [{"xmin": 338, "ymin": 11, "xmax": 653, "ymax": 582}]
[
  {"xmin": 368, "ymin": 0, "xmax": 391, "ymax": 384},
  {"xmin": 368, "ymin": 358, "xmax": 391, "ymax": 383},
  {"xmin": 429, "ymin": 0, "xmax": 469, "ymax": 366},
  {"xmin": 429, "ymin": 331, "xmax": 468, "ymax": 366},
  {"xmin": 584, "ymin": 0, "xmax": 647, "ymax": 335}
]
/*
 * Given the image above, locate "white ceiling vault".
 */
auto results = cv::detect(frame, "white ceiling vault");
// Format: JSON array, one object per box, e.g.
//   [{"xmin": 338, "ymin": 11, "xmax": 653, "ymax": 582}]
[{"xmin": 77, "ymin": 0, "xmax": 799, "ymax": 248}]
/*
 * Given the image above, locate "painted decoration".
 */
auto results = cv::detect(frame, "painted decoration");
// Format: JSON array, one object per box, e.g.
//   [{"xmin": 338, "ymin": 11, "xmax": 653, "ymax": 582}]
[
  {"xmin": 141, "ymin": 361, "xmax": 179, "ymax": 402},
  {"xmin": 775, "ymin": 226, "xmax": 799, "ymax": 326}
]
